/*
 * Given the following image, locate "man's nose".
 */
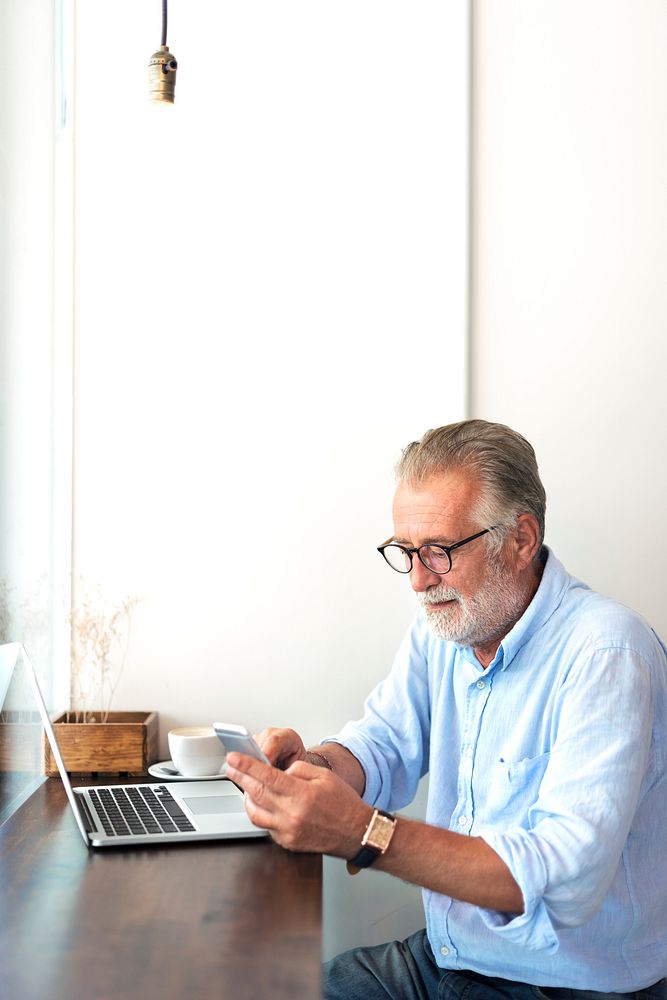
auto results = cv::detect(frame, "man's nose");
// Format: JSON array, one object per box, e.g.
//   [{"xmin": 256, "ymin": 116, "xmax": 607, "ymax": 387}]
[{"xmin": 410, "ymin": 557, "xmax": 442, "ymax": 593}]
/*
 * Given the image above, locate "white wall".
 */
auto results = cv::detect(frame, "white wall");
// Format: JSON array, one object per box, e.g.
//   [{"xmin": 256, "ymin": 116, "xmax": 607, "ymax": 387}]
[
  {"xmin": 73, "ymin": 0, "xmax": 468, "ymax": 746},
  {"xmin": 73, "ymin": 1, "xmax": 469, "ymax": 957},
  {"xmin": 472, "ymin": 0, "xmax": 667, "ymax": 636}
]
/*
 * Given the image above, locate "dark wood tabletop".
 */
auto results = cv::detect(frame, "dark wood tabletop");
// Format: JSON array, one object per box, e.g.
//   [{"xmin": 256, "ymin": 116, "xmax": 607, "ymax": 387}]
[{"xmin": 0, "ymin": 776, "xmax": 323, "ymax": 1000}]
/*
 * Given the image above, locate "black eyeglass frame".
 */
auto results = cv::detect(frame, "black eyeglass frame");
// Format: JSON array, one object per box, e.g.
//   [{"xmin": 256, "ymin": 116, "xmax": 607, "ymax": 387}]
[{"xmin": 377, "ymin": 527, "xmax": 497, "ymax": 576}]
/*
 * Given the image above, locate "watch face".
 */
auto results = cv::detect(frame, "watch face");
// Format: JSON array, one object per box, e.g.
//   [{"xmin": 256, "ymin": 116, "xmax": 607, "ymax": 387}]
[{"xmin": 367, "ymin": 813, "xmax": 396, "ymax": 852}]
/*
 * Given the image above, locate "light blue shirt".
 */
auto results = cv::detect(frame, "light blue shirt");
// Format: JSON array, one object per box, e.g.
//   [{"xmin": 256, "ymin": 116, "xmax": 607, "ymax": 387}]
[{"xmin": 328, "ymin": 550, "xmax": 667, "ymax": 991}]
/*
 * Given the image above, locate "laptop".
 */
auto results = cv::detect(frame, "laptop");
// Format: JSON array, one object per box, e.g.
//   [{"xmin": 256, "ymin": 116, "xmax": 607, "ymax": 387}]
[{"xmin": 0, "ymin": 642, "xmax": 267, "ymax": 848}]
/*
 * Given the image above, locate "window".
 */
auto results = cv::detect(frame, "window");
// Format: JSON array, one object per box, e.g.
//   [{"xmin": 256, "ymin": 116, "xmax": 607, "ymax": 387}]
[{"xmin": 0, "ymin": 0, "xmax": 73, "ymax": 821}]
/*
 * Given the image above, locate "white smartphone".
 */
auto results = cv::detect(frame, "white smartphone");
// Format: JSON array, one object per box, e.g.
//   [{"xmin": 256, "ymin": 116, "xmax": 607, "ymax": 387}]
[{"xmin": 212, "ymin": 723, "xmax": 271, "ymax": 764}]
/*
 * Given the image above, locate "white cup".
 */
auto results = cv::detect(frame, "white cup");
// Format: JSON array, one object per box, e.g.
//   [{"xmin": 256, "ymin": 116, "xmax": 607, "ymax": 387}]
[{"xmin": 167, "ymin": 726, "xmax": 226, "ymax": 777}]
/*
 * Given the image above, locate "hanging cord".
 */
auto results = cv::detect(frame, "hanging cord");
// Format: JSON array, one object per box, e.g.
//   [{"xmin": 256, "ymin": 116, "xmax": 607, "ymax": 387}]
[{"xmin": 161, "ymin": 0, "xmax": 168, "ymax": 47}]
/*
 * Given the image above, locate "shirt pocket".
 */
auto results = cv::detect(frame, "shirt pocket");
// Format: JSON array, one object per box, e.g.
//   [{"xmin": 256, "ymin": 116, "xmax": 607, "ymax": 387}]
[{"xmin": 479, "ymin": 751, "xmax": 551, "ymax": 828}]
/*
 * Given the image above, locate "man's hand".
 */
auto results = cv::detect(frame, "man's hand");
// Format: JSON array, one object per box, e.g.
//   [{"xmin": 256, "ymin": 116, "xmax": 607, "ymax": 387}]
[
  {"xmin": 225, "ymin": 752, "xmax": 371, "ymax": 857},
  {"xmin": 253, "ymin": 727, "xmax": 308, "ymax": 770}
]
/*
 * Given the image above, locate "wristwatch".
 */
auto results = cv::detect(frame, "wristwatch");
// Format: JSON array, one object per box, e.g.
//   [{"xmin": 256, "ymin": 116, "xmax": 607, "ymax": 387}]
[{"xmin": 346, "ymin": 808, "xmax": 397, "ymax": 875}]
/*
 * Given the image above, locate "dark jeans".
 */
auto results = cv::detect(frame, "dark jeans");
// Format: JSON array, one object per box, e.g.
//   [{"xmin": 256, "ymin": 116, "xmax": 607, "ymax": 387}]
[{"xmin": 323, "ymin": 929, "xmax": 667, "ymax": 1000}]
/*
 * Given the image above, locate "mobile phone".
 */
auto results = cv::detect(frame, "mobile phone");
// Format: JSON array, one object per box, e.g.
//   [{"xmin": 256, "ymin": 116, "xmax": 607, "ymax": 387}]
[{"xmin": 212, "ymin": 723, "xmax": 271, "ymax": 764}]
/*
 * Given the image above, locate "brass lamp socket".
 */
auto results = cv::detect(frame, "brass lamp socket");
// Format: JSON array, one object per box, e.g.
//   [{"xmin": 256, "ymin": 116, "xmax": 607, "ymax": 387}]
[{"xmin": 149, "ymin": 45, "xmax": 178, "ymax": 104}]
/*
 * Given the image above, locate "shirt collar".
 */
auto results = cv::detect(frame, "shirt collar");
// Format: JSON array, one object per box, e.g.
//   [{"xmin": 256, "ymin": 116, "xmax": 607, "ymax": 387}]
[{"xmin": 495, "ymin": 547, "xmax": 573, "ymax": 670}]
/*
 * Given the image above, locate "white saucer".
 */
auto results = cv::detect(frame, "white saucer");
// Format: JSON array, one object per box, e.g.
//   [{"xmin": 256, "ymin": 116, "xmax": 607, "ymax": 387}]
[{"xmin": 148, "ymin": 760, "xmax": 228, "ymax": 782}]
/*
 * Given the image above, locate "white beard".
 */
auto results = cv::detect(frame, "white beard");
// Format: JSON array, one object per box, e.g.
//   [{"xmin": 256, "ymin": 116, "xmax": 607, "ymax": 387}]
[{"xmin": 417, "ymin": 556, "xmax": 529, "ymax": 648}]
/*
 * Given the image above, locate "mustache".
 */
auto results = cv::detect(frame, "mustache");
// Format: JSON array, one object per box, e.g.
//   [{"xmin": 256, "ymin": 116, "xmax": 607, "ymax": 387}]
[{"xmin": 418, "ymin": 585, "xmax": 461, "ymax": 606}]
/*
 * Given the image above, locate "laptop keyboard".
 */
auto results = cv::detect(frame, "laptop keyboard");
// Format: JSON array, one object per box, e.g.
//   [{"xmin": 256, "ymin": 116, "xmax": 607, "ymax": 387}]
[{"xmin": 87, "ymin": 785, "xmax": 196, "ymax": 837}]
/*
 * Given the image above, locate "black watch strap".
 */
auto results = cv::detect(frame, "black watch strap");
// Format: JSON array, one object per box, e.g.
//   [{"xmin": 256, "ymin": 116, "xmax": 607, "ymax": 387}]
[{"xmin": 348, "ymin": 843, "xmax": 382, "ymax": 869}]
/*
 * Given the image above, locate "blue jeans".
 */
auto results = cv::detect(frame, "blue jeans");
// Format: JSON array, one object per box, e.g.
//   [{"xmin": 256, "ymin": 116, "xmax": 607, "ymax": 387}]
[{"xmin": 323, "ymin": 929, "xmax": 667, "ymax": 1000}]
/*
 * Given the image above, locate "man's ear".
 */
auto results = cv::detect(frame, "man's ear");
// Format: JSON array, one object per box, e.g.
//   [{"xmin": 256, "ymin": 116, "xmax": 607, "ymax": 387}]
[{"xmin": 511, "ymin": 514, "xmax": 541, "ymax": 570}]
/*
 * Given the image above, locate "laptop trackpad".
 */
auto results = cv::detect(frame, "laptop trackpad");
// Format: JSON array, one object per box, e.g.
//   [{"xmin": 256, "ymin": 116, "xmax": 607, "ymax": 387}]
[{"xmin": 183, "ymin": 796, "xmax": 245, "ymax": 815}]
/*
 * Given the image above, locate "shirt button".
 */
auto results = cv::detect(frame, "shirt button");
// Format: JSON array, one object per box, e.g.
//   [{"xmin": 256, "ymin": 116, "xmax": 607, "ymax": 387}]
[
  {"xmin": 466, "ymin": 747, "xmax": 473, "ymax": 759},
  {"xmin": 458, "ymin": 815, "xmax": 467, "ymax": 826},
  {"xmin": 440, "ymin": 946, "xmax": 450, "ymax": 957},
  {"xmin": 476, "ymin": 679, "xmax": 485, "ymax": 689}
]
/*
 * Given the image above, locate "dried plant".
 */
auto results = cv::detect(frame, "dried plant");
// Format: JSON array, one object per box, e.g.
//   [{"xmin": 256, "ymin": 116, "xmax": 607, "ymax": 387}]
[{"xmin": 69, "ymin": 581, "xmax": 140, "ymax": 724}]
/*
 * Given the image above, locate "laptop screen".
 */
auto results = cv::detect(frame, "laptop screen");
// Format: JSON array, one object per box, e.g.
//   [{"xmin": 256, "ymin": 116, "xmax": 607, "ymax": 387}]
[
  {"xmin": 0, "ymin": 642, "xmax": 92, "ymax": 843},
  {"xmin": 0, "ymin": 642, "xmax": 45, "ymax": 826}
]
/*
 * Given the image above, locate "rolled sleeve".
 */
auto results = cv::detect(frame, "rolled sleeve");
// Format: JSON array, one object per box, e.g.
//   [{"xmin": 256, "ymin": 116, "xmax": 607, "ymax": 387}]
[
  {"xmin": 478, "ymin": 827, "xmax": 558, "ymax": 952},
  {"xmin": 323, "ymin": 731, "xmax": 387, "ymax": 807}
]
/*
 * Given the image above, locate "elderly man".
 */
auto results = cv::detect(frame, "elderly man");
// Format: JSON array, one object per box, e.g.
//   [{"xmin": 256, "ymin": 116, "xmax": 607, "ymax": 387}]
[{"xmin": 226, "ymin": 420, "xmax": 667, "ymax": 999}]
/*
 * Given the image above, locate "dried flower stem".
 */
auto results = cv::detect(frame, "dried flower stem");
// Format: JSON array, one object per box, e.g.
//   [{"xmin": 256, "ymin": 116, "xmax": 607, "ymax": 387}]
[{"xmin": 69, "ymin": 581, "xmax": 140, "ymax": 723}]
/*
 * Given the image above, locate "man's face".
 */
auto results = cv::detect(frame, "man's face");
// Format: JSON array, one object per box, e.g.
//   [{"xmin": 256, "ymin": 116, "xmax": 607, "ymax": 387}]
[{"xmin": 392, "ymin": 471, "xmax": 528, "ymax": 652}]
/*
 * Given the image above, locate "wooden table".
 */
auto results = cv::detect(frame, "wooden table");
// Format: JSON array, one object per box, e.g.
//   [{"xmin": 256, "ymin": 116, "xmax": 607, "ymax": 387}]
[{"xmin": 0, "ymin": 777, "xmax": 323, "ymax": 1000}]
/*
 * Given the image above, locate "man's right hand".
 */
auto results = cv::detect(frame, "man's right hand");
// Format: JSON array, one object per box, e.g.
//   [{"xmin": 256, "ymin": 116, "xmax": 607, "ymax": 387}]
[{"xmin": 254, "ymin": 728, "xmax": 307, "ymax": 770}]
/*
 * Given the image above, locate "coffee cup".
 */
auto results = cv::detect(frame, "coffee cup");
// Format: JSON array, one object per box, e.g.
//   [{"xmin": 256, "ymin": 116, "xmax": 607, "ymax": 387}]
[{"xmin": 168, "ymin": 726, "xmax": 226, "ymax": 777}]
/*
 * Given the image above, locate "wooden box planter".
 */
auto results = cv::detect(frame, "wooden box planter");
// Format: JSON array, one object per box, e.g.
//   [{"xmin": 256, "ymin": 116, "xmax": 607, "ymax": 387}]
[{"xmin": 44, "ymin": 711, "xmax": 159, "ymax": 776}]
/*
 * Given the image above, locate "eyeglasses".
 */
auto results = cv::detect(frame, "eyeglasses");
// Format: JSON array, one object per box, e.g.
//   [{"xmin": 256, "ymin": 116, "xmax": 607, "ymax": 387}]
[{"xmin": 377, "ymin": 527, "xmax": 497, "ymax": 576}]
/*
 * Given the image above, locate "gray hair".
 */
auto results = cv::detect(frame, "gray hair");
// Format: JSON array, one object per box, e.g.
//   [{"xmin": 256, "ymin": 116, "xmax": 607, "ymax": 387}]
[{"xmin": 396, "ymin": 419, "xmax": 546, "ymax": 555}]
